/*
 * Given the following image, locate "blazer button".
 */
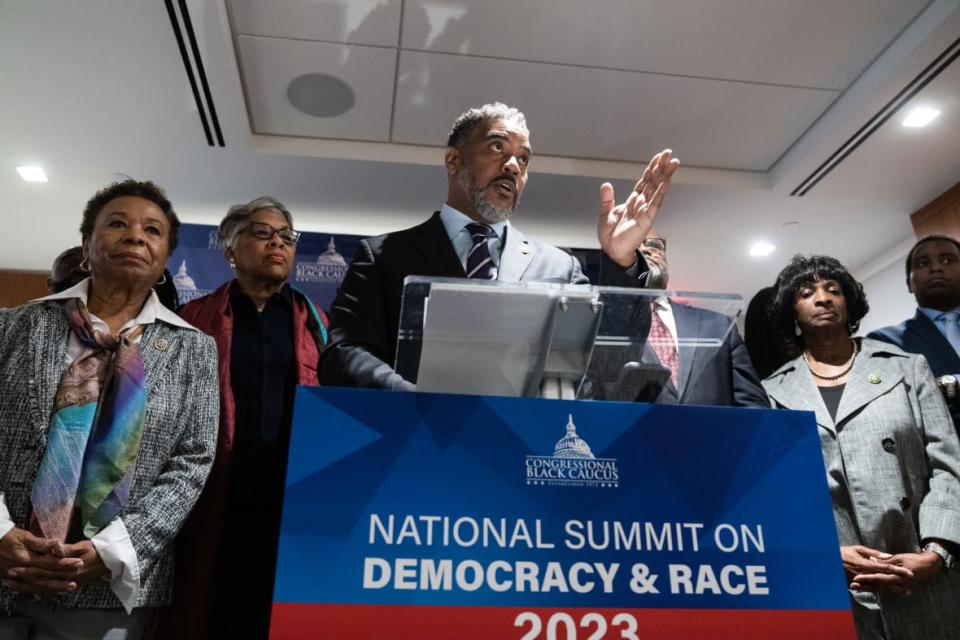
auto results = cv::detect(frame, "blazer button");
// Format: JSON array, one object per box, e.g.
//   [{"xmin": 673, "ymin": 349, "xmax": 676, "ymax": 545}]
[
  {"xmin": 899, "ymin": 497, "xmax": 911, "ymax": 510},
  {"xmin": 881, "ymin": 438, "xmax": 896, "ymax": 453}
]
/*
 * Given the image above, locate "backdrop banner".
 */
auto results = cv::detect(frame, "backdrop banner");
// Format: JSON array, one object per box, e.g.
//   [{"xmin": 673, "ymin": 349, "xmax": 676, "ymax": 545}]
[
  {"xmin": 169, "ymin": 223, "xmax": 602, "ymax": 313},
  {"xmin": 270, "ymin": 387, "xmax": 855, "ymax": 639},
  {"xmin": 168, "ymin": 222, "xmax": 362, "ymax": 312}
]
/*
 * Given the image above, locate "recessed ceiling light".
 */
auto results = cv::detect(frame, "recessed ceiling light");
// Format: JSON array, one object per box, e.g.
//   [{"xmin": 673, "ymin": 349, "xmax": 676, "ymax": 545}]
[
  {"xmin": 749, "ymin": 241, "xmax": 776, "ymax": 257},
  {"xmin": 16, "ymin": 166, "xmax": 48, "ymax": 182},
  {"xmin": 902, "ymin": 107, "xmax": 941, "ymax": 128}
]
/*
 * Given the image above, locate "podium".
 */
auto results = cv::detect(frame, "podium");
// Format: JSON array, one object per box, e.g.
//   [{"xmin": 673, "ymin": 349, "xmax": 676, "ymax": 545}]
[
  {"xmin": 396, "ymin": 276, "xmax": 745, "ymax": 401},
  {"xmin": 270, "ymin": 278, "xmax": 856, "ymax": 639}
]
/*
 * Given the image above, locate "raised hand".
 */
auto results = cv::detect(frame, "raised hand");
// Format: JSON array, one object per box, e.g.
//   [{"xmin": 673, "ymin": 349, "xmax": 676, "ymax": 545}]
[{"xmin": 597, "ymin": 149, "xmax": 680, "ymax": 267}]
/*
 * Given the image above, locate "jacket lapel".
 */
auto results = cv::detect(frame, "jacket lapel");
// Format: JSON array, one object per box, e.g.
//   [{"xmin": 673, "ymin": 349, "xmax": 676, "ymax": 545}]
[
  {"xmin": 641, "ymin": 342, "xmax": 679, "ymax": 401},
  {"xmin": 410, "ymin": 212, "xmax": 466, "ymax": 277},
  {"xmin": 833, "ymin": 341, "xmax": 905, "ymax": 427},
  {"xmin": 907, "ymin": 311, "xmax": 960, "ymax": 369},
  {"xmin": 140, "ymin": 323, "xmax": 179, "ymax": 394},
  {"xmin": 766, "ymin": 359, "xmax": 835, "ymax": 432},
  {"xmin": 498, "ymin": 223, "xmax": 535, "ymax": 282},
  {"xmin": 32, "ymin": 303, "xmax": 69, "ymax": 437},
  {"xmin": 673, "ymin": 304, "xmax": 700, "ymax": 399}
]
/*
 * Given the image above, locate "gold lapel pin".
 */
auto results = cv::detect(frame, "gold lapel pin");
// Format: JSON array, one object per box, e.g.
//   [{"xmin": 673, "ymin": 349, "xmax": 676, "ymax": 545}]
[
  {"xmin": 154, "ymin": 338, "xmax": 169, "ymax": 352},
  {"xmin": 868, "ymin": 373, "xmax": 881, "ymax": 384}
]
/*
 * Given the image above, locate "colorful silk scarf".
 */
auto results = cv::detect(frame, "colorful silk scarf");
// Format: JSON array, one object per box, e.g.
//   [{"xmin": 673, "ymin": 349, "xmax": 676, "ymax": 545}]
[{"xmin": 30, "ymin": 298, "xmax": 148, "ymax": 541}]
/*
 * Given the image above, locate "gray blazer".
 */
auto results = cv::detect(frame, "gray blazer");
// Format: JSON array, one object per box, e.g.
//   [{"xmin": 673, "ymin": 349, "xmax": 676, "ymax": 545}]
[
  {"xmin": 764, "ymin": 338, "xmax": 960, "ymax": 639},
  {"xmin": 0, "ymin": 300, "xmax": 219, "ymax": 612}
]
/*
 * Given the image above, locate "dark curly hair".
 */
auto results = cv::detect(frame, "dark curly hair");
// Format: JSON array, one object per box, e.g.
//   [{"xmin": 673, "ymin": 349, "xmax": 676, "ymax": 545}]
[
  {"xmin": 79, "ymin": 179, "xmax": 180, "ymax": 252},
  {"xmin": 770, "ymin": 255, "xmax": 870, "ymax": 349}
]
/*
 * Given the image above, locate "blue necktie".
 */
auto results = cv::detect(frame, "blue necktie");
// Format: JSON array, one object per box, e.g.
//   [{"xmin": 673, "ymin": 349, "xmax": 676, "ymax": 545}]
[
  {"xmin": 465, "ymin": 223, "xmax": 496, "ymax": 280},
  {"xmin": 937, "ymin": 311, "xmax": 960, "ymax": 355}
]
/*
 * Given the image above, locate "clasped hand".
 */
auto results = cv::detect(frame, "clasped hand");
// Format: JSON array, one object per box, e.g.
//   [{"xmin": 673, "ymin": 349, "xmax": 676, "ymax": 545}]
[
  {"xmin": 1, "ymin": 527, "xmax": 106, "ymax": 599},
  {"xmin": 842, "ymin": 544, "xmax": 942, "ymax": 597}
]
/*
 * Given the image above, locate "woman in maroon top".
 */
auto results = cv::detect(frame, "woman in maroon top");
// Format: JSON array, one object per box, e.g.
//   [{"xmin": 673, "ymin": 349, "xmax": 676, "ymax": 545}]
[{"xmin": 166, "ymin": 197, "xmax": 327, "ymax": 640}]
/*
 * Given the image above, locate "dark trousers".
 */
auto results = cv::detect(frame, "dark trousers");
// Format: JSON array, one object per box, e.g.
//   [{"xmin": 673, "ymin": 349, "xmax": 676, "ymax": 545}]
[{"xmin": 209, "ymin": 443, "xmax": 287, "ymax": 640}]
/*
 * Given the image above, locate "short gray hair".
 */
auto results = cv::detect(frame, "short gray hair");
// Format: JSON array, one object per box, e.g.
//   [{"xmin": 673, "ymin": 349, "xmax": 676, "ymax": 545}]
[
  {"xmin": 218, "ymin": 196, "xmax": 294, "ymax": 251},
  {"xmin": 447, "ymin": 102, "xmax": 528, "ymax": 148}
]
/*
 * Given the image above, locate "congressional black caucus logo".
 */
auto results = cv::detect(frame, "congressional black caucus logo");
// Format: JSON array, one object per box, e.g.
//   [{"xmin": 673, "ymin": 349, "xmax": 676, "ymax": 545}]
[
  {"xmin": 525, "ymin": 415, "xmax": 619, "ymax": 488},
  {"xmin": 296, "ymin": 236, "xmax": 349, "ymax": 284},
  {"xmin": 207, "ymin": 229, "xmax": 223, "ymax": 250}
]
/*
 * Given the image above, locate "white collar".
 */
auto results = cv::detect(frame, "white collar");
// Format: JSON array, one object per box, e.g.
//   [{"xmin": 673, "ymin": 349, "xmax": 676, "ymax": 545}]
[
  {"xmin": 440, "ymin": 203, "xmax": 509, "ymax": 241},
  {"xmin": 36, "ymin": 277, "xmax": 197, "ymax": 331},
  {"xmin": 652, "ymin": 295, "xmax": 671, "ymax": 310}
]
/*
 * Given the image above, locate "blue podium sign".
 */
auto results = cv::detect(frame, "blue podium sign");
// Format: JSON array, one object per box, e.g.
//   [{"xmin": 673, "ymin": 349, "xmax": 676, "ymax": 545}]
[{"xmin": 272, "ymin": 387, "xmax": 855, "ymax": 639}]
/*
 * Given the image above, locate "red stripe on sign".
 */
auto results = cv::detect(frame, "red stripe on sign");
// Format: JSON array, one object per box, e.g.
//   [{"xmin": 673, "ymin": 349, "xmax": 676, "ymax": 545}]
[{"xmin": 270, "ymin": 604, "xmax": 856, "ymax": 639}]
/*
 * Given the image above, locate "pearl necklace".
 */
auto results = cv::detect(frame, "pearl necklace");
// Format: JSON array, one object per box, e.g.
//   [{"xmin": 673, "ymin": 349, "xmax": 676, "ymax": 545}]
[{"xmin": 804, "ymin": 339, "xmax": 859, "ymax": 381}]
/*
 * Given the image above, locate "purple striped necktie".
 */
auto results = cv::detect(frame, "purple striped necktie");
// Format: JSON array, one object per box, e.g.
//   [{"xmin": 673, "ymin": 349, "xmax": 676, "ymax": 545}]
[{"xmin": 465, "ymin": 222, "xmax": 497, "ymax": 280}]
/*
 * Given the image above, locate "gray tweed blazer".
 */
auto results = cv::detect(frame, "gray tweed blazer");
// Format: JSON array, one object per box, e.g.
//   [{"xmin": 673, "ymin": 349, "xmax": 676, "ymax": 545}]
[
  {"xmin": 0, "ymin": 300, "xmax": 218, "ymax": 612},
  {"xmin": 764, "ymin": 338, "xmax": 960, "ymax": 640}
]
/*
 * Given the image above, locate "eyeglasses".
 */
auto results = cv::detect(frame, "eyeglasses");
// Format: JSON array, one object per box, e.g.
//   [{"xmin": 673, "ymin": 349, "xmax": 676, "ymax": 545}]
[
  {"xmin": 642, "ymin": 237, "xmax": 666, "ymax": 251},
  {"xmin": 244, "ymin": 221, "xmax": 301, "ymax": 245}
]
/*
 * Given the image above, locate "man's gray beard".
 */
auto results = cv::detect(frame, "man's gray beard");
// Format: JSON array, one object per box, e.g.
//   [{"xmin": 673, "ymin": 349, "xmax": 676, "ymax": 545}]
[
  {"xmin": 646, "ymin": 263, "xmax": 669, "ymax": 290},
  {"xmin": 457, "ymin": 170, "xmax": 515, "ymax": 224}
]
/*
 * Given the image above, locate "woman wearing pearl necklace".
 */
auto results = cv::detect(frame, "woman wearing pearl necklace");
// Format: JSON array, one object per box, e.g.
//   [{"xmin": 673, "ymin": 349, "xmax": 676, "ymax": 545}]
[{"xmin": 764, "ymin": 254, "xmax": 960, "ymax": 640}]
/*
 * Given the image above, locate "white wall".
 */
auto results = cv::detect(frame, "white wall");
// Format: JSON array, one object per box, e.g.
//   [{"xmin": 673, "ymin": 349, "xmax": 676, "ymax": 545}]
[{"xmin": 855, "ymin": 239, "xmax": 917, "ymax": 336}]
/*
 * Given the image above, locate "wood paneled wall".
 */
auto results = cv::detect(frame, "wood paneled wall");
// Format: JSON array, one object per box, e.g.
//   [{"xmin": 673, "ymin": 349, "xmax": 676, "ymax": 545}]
[
  {"xmin": 911, "ymin": 181, "xmax": 960, "ymax": 239},
  {"xmin": 0, "ymin": 271, "xmax": 49, "ymax": 308}
]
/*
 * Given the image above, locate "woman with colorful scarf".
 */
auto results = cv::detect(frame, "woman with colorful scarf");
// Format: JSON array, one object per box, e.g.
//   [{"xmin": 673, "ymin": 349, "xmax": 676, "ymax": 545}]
[
  {"xmin": 168, "ymin": 196, "xmax": 328, "ymax": 639},
  {"xmin": 0, "ymin": 180, "xmax": 219, "ymax": 639}
]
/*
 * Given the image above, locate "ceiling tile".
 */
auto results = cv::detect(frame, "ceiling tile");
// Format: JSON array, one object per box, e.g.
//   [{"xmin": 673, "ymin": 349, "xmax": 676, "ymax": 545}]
[
  {"xmin": 811, "ymin": 58, "xmax": 960, "ymax": 208},
  {"xmin": 392, "ymin": 51, "xmax": 839, "ymax": 170},
  {"xmin": 237, "ymin": 35, "xmax": 396, "ymax": 141},
  {"xmin": 230, "ymin": 0, "xmax": 402, "ymax": 47},
  {"xmin": 401, "ymin": 0, "xmax": 930, "ymax": 89}
]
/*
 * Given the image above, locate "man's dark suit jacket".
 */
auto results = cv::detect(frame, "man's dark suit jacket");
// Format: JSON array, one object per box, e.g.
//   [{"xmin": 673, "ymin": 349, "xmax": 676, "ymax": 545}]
[
  {"xmin": 867, "ymin": 310, "xmax": 960, "ymax": 377},
  {"xmin": 320, "ymin": 212, "xmax": 646, "ymax": 390},
  {"xmin": 868, "ymin": 310, "xmax": 960, "ymax": 427},
  {"xmin": 649, "ymin": 303, "xmax": 768, "ymax": 407}
]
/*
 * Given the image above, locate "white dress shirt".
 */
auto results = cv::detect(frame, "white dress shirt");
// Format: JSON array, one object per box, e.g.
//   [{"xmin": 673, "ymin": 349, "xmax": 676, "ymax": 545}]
[{"xmin": 439, "ymin": 203, "xmax": 509, "ymax": 272}]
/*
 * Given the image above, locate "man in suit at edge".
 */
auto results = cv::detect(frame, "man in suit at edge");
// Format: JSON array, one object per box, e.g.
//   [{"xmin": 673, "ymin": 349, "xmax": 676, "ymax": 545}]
[
  {"xmin": 868, "ymin": 235, "xmax": 960, "ymax": 423},
  {"xmin": 320, "ymin": 102, "xmax": 680, "ymax": 390},
  {"xmin": 637, "ymin": 230, "xmax": 768, "ymax": 407}
]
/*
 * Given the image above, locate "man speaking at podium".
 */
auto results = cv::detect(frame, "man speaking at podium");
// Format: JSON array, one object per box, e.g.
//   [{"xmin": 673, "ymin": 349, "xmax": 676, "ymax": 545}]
[{"xmin": 321, "ymin": 103, "xmax": 679, "ymax": 390}]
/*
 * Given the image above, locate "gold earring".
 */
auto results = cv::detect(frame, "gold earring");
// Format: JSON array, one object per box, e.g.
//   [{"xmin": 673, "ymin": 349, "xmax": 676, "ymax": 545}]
[{"xmin": 80, "ymin": 257, "xmax": 91, "ymax": 273}]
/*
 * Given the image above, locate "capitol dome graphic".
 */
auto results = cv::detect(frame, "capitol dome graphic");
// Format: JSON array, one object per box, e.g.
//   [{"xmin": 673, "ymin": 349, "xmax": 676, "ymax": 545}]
[
  {"xmin": 317, "ymin": 236, "xmax": 347, "ymax": 266},
  {"xmin": 553, "ymin": 415, "xmax": 595, "ymax": 459},
  {"xmin": 173, "ymin": 260, "xmax": 197, "ymax": 291},
  {"xmin": 296, "ymin": 236, "xmax": 349, "ymax": 283},
  {"xmin": 172, "ymin": 260, "xmax": 212, "ymax": 304}
]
